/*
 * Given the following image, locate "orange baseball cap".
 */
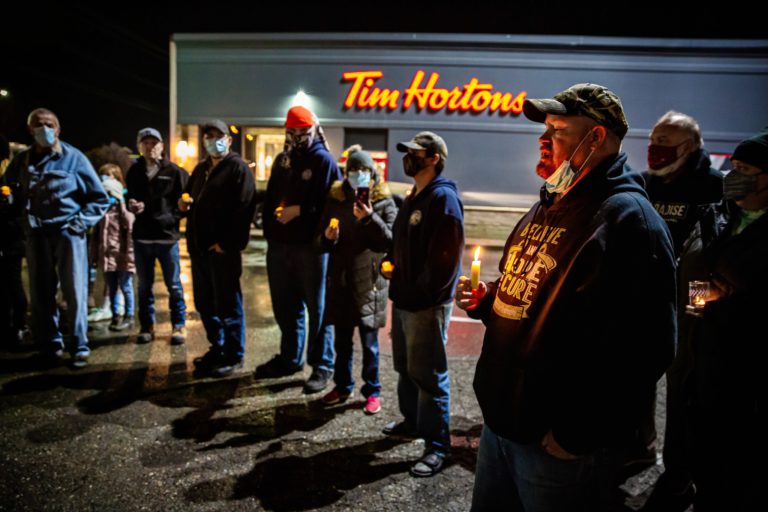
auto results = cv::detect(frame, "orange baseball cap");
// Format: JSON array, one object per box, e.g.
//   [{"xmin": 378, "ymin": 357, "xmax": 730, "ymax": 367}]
[{"xmin": 285, "ymin": 106, "xmax": 315, "ymax": 128}]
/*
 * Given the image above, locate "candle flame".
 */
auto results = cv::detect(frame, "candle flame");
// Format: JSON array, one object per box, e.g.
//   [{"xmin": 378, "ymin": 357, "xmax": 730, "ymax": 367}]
[{"xmin": 474, "ymin": 246, "xmax": 481, "ymax": 260}]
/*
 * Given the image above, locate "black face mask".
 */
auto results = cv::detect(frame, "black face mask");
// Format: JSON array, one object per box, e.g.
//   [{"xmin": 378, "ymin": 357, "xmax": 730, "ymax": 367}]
[{"xmin": 403, "ymin": 154, "xmax": 428, "ymax": 177}]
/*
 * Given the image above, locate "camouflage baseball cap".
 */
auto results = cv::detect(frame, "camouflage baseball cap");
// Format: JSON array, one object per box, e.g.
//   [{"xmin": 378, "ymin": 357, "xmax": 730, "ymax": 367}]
[{"xmin": 523, "ymin": 83, "xmax": 629, "ymax": 140}]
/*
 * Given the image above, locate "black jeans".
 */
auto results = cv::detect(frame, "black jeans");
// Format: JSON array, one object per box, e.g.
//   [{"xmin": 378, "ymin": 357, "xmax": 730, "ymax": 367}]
[{"xmin": 0, "ymin": 252, "xmax": 27, "ymax": 341}]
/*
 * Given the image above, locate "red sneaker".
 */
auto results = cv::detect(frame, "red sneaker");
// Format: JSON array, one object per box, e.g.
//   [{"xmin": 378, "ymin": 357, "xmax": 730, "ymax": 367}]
[{"xmin": 364, "ymin": 396, "xmax": 381, "ymax": 415}]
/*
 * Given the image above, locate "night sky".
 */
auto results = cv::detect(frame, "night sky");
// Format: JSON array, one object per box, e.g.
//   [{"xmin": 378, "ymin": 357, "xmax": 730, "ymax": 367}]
[{"xmin": 2, "ymin": 1, "xmax": 762, "ymax": 153}]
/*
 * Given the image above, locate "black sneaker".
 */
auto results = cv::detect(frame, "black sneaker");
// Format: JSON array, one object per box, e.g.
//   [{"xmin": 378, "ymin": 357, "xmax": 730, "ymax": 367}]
[
  {"xmin": 382, "ymin": 420, "xmax": 418, "ymax": 440},
  {"xmin": 170, "ymin": 327, "xmax": 186, "ymax": 345},
  {"xmin": 137, "ymin": 325, "xmax": 154, "ymax": 344},
  {"xmin": 254, "ymin": 355, "xmax": 302, "ymax": 379},
  {"xmin": 211, "ymin": 359, "xmax": 244, "ymax": 378},
  {"xmin": 193, "ymin": 351, "xmax": 223, "ymax": 374},
  {"xmin": 303, "ymin": 368, "xmax": 333, "ymax": 394},
  {"xmin": 109, "ymin": 317, "xmax": 134, "ymax": 332}
]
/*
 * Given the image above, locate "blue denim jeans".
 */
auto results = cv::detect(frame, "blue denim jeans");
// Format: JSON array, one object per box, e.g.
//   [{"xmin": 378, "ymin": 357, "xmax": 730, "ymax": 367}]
[
  {"xmin": 333, "ymin": 325, "xmax": 381, "ymax": 398},
  {"xmin": 134, "ymin": 241, "xmax": 186, "ymax": 329},
  {"xmin": 191, "ymin": 250, "xmax": 245, "ymax": 363},
  {"xmin": 105, "ymin": 271, "xmax": 134, "ymax": 317},
  {"xmin": 266, "ymin": 240, "xmax": 334, "ymax": 372},
  {"xmin": 471, "ymin": 425, "xmax": 598, "ymax": 512},
  {"xmin": 26, "ymin": 227, "xmax": 90, "ymax": 357},
  {"xmin": 391, "ymin": 303, "xmax": 452, "ymax": 455}
]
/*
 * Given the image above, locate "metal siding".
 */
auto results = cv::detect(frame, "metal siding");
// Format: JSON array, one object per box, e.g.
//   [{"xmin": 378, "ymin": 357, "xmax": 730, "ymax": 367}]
[{"xmin": 174, "ymin": 34, "xmax": 768, "ymax": 207}]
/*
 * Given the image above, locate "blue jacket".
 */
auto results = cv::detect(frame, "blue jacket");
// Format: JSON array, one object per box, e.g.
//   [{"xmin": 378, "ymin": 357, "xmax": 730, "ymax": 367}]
[
  {"xmin": 6, "ymin": 141, "xmax": 109, "ymax": 234},
  {"xmin": 388, "ymin": 175, "xmax": 464, "ymax": 311},
  {"xmin": 263, "ymin": 139, "xmax": 342, "ymax": 245}
]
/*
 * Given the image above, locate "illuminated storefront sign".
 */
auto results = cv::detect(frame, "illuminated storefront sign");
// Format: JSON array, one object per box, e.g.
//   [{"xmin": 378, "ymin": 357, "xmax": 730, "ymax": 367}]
[{"xmin": 342, "ymin": 70, "xmax": 527, "ymax": 115}]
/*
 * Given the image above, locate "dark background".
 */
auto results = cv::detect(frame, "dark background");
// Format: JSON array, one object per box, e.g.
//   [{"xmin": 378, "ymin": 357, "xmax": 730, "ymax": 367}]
[{"xmin": 2, "ymin": 1, "xmax": 763, "ymax": 153}]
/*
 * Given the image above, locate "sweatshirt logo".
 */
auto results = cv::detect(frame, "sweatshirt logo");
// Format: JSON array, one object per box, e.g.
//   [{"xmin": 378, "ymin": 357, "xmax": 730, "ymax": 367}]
[
  {"xmin": 653, "ymin": 202, "xmax": 688, "ymax": 222},
  {"xmin": 301, "ymin": 168, "xmax": 313, "ymax": 181},
  {"xmin": 492, "ymin": 221, "xmax": 566, "ymax": 320},
  {"xmin": 409, "ymin": 210, "xmax": 422, "ymax": 226}
]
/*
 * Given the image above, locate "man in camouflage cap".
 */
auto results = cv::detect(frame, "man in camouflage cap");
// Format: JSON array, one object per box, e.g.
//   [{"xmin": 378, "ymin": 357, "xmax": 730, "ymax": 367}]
[
  {"xmin": 524, "ymin": 82, "xmax": 629, "ymax": 140},
  {"xmin": 456, "ymin": 83, "xmax": 676, "ymax": 510}
]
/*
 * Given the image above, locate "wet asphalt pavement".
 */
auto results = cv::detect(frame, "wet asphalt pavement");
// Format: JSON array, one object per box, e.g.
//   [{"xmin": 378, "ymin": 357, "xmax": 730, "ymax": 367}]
[{"xmin": 0, "ymin": 229, "xmax": 668, "ymax": 511}]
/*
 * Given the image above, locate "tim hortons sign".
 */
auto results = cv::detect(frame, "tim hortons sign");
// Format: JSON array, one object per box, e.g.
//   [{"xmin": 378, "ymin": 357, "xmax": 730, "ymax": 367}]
[{"xmin": 342, "ymin": 70, "xmax": 527, "ymax": 115}]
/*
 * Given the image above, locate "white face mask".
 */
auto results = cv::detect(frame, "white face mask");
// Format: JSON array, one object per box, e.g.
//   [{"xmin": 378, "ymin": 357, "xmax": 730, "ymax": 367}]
[{"xmin": 545, "ymin": 130, "xmax": 595, "ymax": 194}]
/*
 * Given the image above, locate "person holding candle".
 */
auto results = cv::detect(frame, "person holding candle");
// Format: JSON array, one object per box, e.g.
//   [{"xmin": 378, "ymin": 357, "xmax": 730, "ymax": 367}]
[
  {"xmin": 180, "ymin": 119, "xmax": 256, "ymax": 378},
  {"xmin": 681, "ymin": 128, "xmax": 768, "ymax": 512},
  {"xmin": 382, "ymin": 131, "xmax": 464, "ymax": 478},
  {"xmin": 125, "ymin": 127, "xmax": 189, "ymax": 345},
  {"xmin": 455, "ymin": 84, "xmax": 676, "ymax": 511},
  {"xmin": 316, "ymin": 145, "xmax": 397, "ymax": 415},
  {"xmin": 256, "ymin": 106, "xmax": 341, "ymax": 394},
  {"xmin": 639, "ymin": 112, "xmax": 724, "ymax": 511}
]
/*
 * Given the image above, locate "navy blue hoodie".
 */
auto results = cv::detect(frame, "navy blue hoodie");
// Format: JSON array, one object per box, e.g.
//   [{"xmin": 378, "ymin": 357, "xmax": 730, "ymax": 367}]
[
  {"xmin": 469, "ymin": 153, "xmax": 676, "ymax": 455},
  {"xmin": 388, "ymin": 175, "xmax": 464, "ymax": 311},
  {"xmin": 263, "ymin": 139, "xmax": 341, "ymax": 245}
]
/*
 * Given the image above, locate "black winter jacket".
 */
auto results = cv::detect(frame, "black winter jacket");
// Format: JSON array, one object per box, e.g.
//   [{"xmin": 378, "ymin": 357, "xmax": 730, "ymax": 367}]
[
  {"xmin": 125, "ymin": 158, "xmax": 189, "ymax": 241},
  {"xmin": 184, "ymin": 152, "xmax": 256, "ymax": 256},
  {"xmin": 317, "ymin": 180, "xmax": 397, "ymax": 329}
]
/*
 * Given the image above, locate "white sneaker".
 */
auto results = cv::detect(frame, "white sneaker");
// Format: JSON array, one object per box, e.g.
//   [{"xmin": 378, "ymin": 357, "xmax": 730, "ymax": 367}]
[{"xmin": 87, "ymin": 307, "xmax": 113, "ymax": 322}]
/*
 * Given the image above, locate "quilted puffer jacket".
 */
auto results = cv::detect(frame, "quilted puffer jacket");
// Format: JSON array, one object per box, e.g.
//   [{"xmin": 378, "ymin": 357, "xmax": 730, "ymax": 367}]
[{"xmin": 317, "ymin": 179, "xmax": 397, "ymax": 329}]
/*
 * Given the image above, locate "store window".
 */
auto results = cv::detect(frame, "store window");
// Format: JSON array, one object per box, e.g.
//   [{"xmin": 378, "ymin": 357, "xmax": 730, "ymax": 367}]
[{"xmin": 243, "ymin": 127, "xmax": 285, "ymax": 182}]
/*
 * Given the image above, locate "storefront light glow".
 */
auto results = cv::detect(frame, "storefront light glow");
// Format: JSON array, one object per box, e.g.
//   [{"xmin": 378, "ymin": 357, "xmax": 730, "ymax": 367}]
[{"xmin": 292, "ymin": 90, "xmax": 311, "ymax": 108}]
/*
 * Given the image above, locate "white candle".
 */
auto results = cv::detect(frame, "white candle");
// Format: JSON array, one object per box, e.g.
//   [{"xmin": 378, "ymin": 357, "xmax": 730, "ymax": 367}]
[{"xmin": 471, "ymin": 246, "xmax": 481, "ymax": 289}]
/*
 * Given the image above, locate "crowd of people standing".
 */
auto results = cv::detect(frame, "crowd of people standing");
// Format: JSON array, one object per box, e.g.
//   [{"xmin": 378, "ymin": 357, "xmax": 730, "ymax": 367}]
[{"xmin": 0, "ymin": 89, "xmax": 764, "ymax": 510}]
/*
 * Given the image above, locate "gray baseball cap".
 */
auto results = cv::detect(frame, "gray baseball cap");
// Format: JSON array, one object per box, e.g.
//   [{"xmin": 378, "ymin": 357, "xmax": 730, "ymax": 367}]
[{"xmin": 136, "ymin": 127, "xmax": 162, "ymax": 144}]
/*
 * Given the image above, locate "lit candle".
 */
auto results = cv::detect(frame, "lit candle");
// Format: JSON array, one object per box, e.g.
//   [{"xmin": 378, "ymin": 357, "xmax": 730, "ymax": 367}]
[
  {"xmin": 381, "ymin": 261, "xmax": 394, "ymax": 274},
  {"xmin": 181, "ymin": 193, "xmax": 190, "ymax": 202},
  {"xmin": 693, "ymin": 296, "xmax": 706, "ymax": 308},
  {"xmin": 329, "ymin": 218, "xmax": 339, "ymax": 229},
  {"xmin": 1, "ymin": 186, "xmax": 10, "ymax": 197},
  {"xmin": 471, "ymin": 246, "xmax": 481, "ymax": 289},
  {"xmin": 275, "ymin": 206, "xmax": 284, "ymax": 218}
]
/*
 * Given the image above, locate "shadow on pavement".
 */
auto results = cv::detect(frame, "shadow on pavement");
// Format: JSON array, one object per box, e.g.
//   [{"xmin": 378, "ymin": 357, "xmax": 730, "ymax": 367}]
[{"xmin": 186, "ymin": 437, "xmax": 413, "ymax": 510}]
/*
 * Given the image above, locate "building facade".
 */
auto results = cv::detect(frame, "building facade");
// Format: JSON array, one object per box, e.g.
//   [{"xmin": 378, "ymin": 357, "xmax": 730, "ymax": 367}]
[{"xmin": 171, "ymin": 33, "xmax": 768, "ymax": 207}]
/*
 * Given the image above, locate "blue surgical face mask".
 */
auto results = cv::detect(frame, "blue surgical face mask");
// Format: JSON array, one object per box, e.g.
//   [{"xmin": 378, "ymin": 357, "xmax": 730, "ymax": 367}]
[
  {"xmin": 204, "ymin": 136, "xmax": 229, "ymax": 157},
  {"xmin": 347, "ymin": 170, "xmax": 371, "ymax": 189},
  {"xmin": 33, "ymin": 126, "xmax": 57, "ymax": 148},
  {"xmin": 545, "ymin": 130, "xmax": 595, "ymax": 195}
]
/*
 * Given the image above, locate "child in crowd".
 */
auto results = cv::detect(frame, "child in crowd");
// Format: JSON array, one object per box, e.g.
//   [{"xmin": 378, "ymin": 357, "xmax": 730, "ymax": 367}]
[{"xmin": 91, "ymin": 164, "xmax": 135, "ymax": 331}]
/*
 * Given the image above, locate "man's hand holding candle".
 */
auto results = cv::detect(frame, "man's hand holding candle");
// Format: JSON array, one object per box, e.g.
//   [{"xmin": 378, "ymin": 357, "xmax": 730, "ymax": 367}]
[
  {"xmin": 325, "ymin": 217, "xmax": 340, "ymax": 241},
  {"xmin": 276, "ymin": 204, "xmax": 300, "ymax": 224},
  {"xmin": 177, "ymin": 193, "xmax": 193, "ymax": 212},
  {"xmin": 455, "ymin": 276, "xmax": 487, "ymax": 311}
]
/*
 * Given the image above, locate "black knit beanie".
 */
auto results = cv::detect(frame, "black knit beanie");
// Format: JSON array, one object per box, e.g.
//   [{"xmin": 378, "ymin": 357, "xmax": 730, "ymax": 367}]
[{"xmin": 732, "ymin": 126, "xmax": 768, "ymax": 172}]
